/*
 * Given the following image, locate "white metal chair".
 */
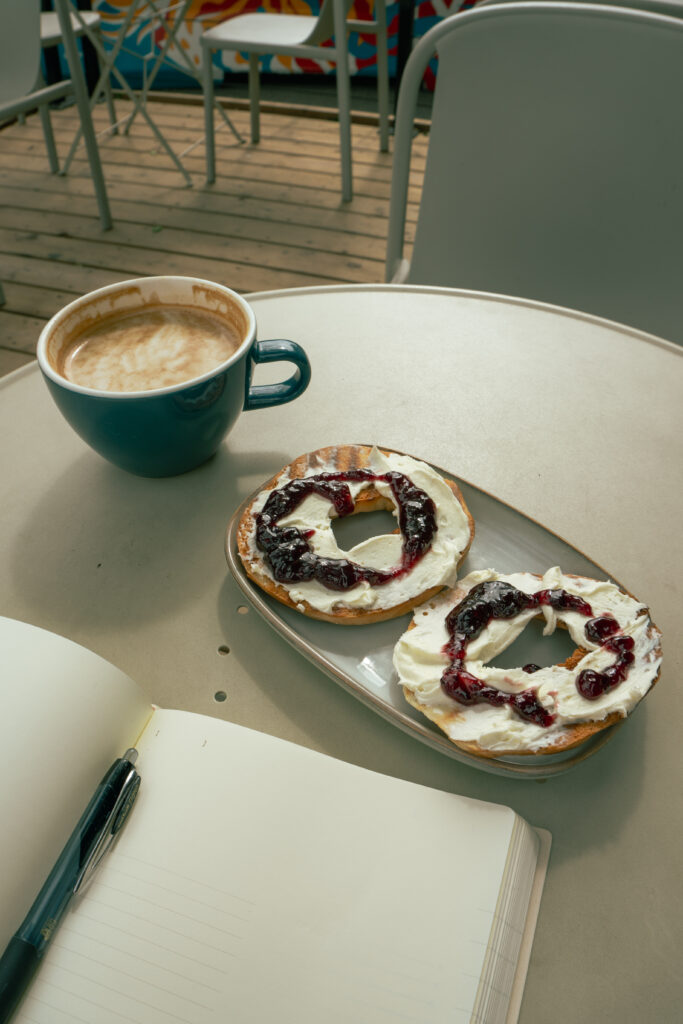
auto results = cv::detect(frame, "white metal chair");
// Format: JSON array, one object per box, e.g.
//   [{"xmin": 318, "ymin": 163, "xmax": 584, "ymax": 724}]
[
  {"xmin": 0, "ymin": 0, "xmax": 111, "ymax": 229},
  {"xmin": 478, "ymin": 0, "xmax": 683, "ymax": 11},
  {"xmin": 52, "ymin": 0, "xmax": 221, "ymax": 187},
  {"xmin": 386, "ymin": 1, "xmax": 683, "ymax": 345},
  {"xmin": 116, "ymin": 0, "xmax": 244, "ymax": 165},
  {"xmin": 40, "ymin": 6, "xmax": 117, "ymax": 131},
  {"xmin": 201, "ymin": 0, "xmax": 390, "ymax": 202}
]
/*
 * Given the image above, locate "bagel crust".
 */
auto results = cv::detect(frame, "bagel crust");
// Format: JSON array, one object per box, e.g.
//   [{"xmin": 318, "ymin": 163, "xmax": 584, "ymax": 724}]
[
  {"xmin": 393, "ymin": 567, "xmax": 662, "ymax": 757},
  {"xmin": 236, "ymin": 445, "xmax": 475, "ymax": 624},
  {"xmin": 401, "ymin": 686, "xmax": 626, "ymax": 757}
]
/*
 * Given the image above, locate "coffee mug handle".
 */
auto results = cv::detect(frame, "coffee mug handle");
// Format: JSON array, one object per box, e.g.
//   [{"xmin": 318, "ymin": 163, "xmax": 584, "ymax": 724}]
[{"xmin": 244, "ymin": 339, "xmax": 311, "ymax": 411}]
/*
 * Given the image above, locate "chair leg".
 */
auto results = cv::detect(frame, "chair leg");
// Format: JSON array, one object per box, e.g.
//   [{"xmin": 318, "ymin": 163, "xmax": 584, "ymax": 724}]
[
  {"xmin": 39, "ymin": 104, "xmax": 60, "ymax": 174},
  {"xmin": 202, "ymin": 46, "xmax": 217, "ymax": 184},
  {"xmin": 96, "ymin": 27, "xmax": 118, "ymax": 132},
  {"xmin": 333, "ymin": 0, "xmax": 353, "ymax": 201},
  {"xmin": 335, "ymin": 75, "xmax": 352, "ymax": 201},
  {"xmin": 375, "ymin": 0, "xmax": 390, "ymax": 152},
  {"xmin": 54, "ymin": 0, "xmax": 111, "ymax": 230},
  {"xmin": 248, "ymin": 53, "xmax": 261, "ymax": 144}
]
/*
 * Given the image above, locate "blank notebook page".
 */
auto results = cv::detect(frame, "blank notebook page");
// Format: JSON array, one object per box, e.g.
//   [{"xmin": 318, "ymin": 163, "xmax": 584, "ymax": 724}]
[{"xmin": 17, "ymin": 709, "xmax": 528, "ymax": 1024}]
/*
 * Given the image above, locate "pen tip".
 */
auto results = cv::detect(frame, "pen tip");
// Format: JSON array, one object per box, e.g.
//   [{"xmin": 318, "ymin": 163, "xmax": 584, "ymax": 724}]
[{"xmin": 123, "ymin": 748, "xmax": 138, "ymax": 764}]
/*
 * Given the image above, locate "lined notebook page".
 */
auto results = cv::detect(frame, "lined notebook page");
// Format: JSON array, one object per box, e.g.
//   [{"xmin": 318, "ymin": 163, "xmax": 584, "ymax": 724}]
[
  {"xmin": 17, "ymin": 709, "xmax": 529, "ymax": 1024},
  {"xmin": 0, "ymin": 617, "xmax": 152, "ymax": 951}
]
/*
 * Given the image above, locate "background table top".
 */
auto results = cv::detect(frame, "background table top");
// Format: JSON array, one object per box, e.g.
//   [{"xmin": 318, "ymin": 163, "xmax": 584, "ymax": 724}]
[{"xmin": 1, "ymin": 284, "xmax": 681, "ymax": 1022}]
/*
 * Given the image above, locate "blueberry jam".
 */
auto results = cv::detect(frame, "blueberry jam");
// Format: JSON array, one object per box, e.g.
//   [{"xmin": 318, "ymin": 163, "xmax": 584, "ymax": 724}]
[
  {"xmin": 254, "ymin": 470, "xmax": 437, "ymax": 592},
  {"xmin": 576, "ymin": 635, "xmax": 635, "ymax": 699},
  {"xmin": 440, "ymin": 579, "xmax": 632, "ymax": 725}
]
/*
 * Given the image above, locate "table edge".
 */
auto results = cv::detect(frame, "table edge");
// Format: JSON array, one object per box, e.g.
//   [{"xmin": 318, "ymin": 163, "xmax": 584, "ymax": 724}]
[
  {"xmin": 4, "ymin": 284, "xmax": 679, "ymax": 398},
  {"xmin": 244, "ymin": 283, "xmax": 683, "ymax": 357},
  {"xmin": 0, "ymin": 360, "xmax": 40, "ymax": 391}
]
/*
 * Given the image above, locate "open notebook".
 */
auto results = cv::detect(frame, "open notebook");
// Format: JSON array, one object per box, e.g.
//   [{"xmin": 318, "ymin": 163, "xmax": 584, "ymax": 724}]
[{"xmin": 0, "ymin": 616, "xmax": 550, "ymax": 1024}]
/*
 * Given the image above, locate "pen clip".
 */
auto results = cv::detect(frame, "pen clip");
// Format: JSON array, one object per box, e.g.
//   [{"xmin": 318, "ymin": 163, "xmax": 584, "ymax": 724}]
[{"xmin": 73, "ymin": 766, "xmax": 141, "ymax": 896}]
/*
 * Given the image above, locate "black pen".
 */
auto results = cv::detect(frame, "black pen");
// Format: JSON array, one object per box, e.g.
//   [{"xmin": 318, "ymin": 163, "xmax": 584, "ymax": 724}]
[{"xmin": 0, "ymin": 748, "xmax": 141, "ymax": 1023}]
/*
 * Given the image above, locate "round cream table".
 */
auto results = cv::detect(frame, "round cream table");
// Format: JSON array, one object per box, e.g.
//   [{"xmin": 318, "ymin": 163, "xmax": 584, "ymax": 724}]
[{"xmin": 0, "ymin": 285, "xmax": 681, "ymax": 1023}]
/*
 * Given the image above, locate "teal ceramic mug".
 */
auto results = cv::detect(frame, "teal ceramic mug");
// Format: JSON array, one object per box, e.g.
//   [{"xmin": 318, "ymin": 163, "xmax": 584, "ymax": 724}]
[{"xmin": 37, "ymin": 277, "xmax": 311, "ymax": 477}]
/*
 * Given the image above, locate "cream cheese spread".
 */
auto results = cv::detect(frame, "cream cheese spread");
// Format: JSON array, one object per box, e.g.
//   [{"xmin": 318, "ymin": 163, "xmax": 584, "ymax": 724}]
[
  {"xmin": 393, "ymin": 566, "xmax": 662, "ymax": 753},
  {"xmin": 246, "ymin": 447, "xmax": 472, "ymax": 614}
]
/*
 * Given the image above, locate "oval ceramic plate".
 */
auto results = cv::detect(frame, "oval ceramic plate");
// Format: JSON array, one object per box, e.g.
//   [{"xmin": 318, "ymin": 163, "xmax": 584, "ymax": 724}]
[{"xmin": 225, "ymin": 452, "xmax": 628, "ymax": 779}]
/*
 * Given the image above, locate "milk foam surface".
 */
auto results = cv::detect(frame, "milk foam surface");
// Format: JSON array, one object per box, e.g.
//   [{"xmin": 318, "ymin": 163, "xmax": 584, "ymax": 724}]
[
  {"xmin": 393, "ymin": 567, "xmax": 662, "ymax": 752},
  {"xmin": 62, "ymin": 306, "xmax": 241, "ymax": 392}
]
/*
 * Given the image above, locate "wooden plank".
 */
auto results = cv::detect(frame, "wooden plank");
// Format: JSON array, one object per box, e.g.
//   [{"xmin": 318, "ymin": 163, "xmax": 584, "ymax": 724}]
[
  {"xmin": 0, "ymin": 127, "xmax": 389, "ymax": 189},
  {"xmin": 0, "ymin": 165, "xmax": 419, "ymax": 236},
  {"xmin": 0, "ymin": 347, "xmax": 34, "ymax": 377},
  {"xmin": 0, "ymin": 311, "xmax": 46, "ymax": 355},
  {"xmin": 5, "ymin": 100, "xmax": 430, "ymax": 169},
  {"xmin": 77, "ymin": 100, "xmax": 429, "ymax": 165},
  {"xmin": 2, "ymin": 96, "xmax": 428, "ymax": 159},
  {"xmin": 0, "ymin": 209, "xmax": 383, "ymax": 283},
  {"xmin": 127, "ymin": 118, "xmax": 424, "ymax": 174},
  {"xmin": 0, "ymin": 151, "xmax": 421, "ymax": 258},
  {"xmin": 122, "ymin": 99, "xmax": 430, "ymax": 144},
  {"xmin": 0, "ymin": 147, "xmax": 425, "ymax": 217},
  {"xmin": 0, "ymin": 186, "xmax": 388, "ymax": 263},
  {"xmin": 142, "ymin": 90, "xmax": 435, "ymax": 136},
  {"xmin": 0, "ymin": 226, "xmax": 372, "ymax": 290},
  {"xmin": 1, "ymin": 254, "xmax": 134, "ymax": 295},
  {"xmin": 0, "ymin": 126, "xmax": 420, "ymax": 202},
  {"xmin": 0, "ymin": 151, "xmax": 419, "ymax": 219},
  {"xmin": 0, "ymin": 280, "xmax": 81, "ymax": 318}
]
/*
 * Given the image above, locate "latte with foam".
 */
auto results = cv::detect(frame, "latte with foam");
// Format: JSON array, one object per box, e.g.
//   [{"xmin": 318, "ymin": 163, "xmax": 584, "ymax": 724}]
[{"xmin": 59, "ymin": 305, "xmax": 242, "ymax": 393}]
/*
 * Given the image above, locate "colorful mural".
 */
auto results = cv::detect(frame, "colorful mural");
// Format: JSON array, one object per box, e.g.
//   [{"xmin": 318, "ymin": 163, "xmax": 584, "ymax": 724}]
[{"xmin": 91, "ymin": 0, "xmax": 467, "ymax": 88}]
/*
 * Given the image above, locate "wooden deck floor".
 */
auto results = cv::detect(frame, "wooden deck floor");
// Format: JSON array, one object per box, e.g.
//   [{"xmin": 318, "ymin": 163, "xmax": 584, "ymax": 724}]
[{"xmin": 0, "ymin": 96, "xmax": 428, "ymax": 378}]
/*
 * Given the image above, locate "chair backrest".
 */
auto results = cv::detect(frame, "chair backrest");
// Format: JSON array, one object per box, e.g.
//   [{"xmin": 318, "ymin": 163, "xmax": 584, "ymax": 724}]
[
  {"xmin": 386, "ymin": 2, "xmax": 683, "ymax": 345},
  {"xmin": 0, "ymin": 0, "xmax": 42, "ymax": 104},
  {"xmin": 305, "ymin": 0, "xmax": 358, "ymax": 45},
  {"xmin": 477, "ymin": 0, "xmax": 683, "ymax": 13}
]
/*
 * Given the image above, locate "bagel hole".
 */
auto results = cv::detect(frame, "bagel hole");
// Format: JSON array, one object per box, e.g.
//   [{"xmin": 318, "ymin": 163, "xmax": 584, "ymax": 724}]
[
  {"xmin": 331, "ymin": 509, "xmax": 398, "ymax": 551},
  {"xmin": 488, "ymin": 616, "xmax": 579, "ymax": 671}
]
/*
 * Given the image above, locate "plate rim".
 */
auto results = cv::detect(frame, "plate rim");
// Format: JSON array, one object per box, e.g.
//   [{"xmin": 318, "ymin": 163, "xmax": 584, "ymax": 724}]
[{"xmin": 224, "ymin": 445, "xmax": 627, "ymax": 779}]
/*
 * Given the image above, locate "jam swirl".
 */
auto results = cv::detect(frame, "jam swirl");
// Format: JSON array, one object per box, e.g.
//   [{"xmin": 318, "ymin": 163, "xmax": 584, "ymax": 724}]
[
  {"xmin": 440, "ymin": 580, "xmax": 635, "ymax": 726},
  {"xmin": 255, "ymin": 470, "xmax": 437, "ymax": 592}
]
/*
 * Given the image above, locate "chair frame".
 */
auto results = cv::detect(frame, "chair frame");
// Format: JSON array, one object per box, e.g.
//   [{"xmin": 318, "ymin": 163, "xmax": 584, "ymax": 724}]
[
  {"xmin": 385, "ymin": 0, "xmax": 683, "ymax": 312},
  {"xmin": 53, "ymin": 0, "xmax": 232, "ymax": 187},
  {"xmin": 119, "ymin": 0, "xmax": 244, "ymax": 159},
  {"xmin": 201, "ymin": 0, "xmax": 389, "ymax": 202},
  {"xmin": 386, "ymin": 9, "xmax": 450, "ymax": 282},
  {"xmin": 40, "ymin": 7, "xmax": 118, "ymax": 133},
  {"xmin": 0, "ymin": 0, "xmax": 111, "ymax": 230}
]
